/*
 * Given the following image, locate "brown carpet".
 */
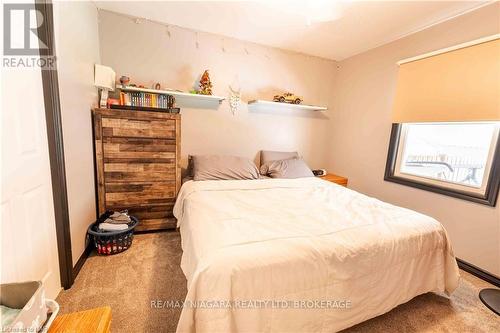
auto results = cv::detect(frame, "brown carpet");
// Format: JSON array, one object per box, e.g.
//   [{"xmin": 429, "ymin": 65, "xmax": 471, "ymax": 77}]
[{"xmin": 57, "ymin": 232, "xmax": 500, "ymax": 333}]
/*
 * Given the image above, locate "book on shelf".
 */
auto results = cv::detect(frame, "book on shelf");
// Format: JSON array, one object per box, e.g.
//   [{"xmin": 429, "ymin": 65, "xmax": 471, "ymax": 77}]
[
  {"xmin": 118, "ymin": 91, "xmax": 175, "ymax": 110},
  {"xmin": 110, "ymin": 104, "xmax": 180, "ymax": 113}
]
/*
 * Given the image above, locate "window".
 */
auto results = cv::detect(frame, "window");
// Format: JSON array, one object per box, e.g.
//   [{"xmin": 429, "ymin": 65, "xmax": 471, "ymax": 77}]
[{"xmin": 385, "ymin": 122, "xmax": 500, "ymax": 206}]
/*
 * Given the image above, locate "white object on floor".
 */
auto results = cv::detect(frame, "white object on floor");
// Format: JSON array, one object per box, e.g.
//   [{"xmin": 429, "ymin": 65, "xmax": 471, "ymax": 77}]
[
  {"xmin": 0, "ymin": 281, "xmax": 50, "ymax": 332},
  {"xmin": 42, "ymin": 299, "xmax": 59, "ymax": 331},
  {"xmin": 173, "ymin": 177, "xmax": 460, "ymax": 333}
]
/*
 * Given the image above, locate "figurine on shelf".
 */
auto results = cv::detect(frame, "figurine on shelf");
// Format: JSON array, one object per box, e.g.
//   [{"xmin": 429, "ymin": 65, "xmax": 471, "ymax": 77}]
[
  {"xmin": 197, "ymin": 70, "xmax": 213, "ymax": 95},
  {"xmin": 273, "ymin": 92, "xmax": 303, "ymax": 104},
  {"xmin": 119, "ymin": 76, "xmax": 130, "ymax": 86}
]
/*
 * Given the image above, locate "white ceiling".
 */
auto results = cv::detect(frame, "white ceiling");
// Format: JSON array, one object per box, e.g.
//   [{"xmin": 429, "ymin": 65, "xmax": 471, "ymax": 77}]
[{"xmin": 95, "ymin": 1, "xmax": 491, "ymax": 60}]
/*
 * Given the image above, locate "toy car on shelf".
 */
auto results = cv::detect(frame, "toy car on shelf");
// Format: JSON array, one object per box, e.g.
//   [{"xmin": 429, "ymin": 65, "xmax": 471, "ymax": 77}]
[{"xmin": 273, "ymin": 92, "xmax": 303, "ymax": 104}]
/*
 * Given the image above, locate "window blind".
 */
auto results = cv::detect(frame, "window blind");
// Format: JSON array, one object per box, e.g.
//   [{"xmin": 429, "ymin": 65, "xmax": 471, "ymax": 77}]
[{"xmin": 392, "ymin": 36, "xmax": 499, "ymax": 123}]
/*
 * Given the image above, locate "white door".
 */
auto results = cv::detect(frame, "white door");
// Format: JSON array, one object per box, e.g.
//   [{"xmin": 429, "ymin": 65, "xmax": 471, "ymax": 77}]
[{"xmin": 1, "ymin": 40, "xmax": 62, "ymax": 299}]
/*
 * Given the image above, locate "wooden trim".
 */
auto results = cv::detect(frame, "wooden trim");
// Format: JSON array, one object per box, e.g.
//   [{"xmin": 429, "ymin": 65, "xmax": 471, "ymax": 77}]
[
  {"xmin": 176, "ymin": 115, "xmax": 181, "ymax": 195},
  {"xmin": 35, "ymin": 0, "xmax": 74, "ymax": 289},
  {"xmin": 92, "ymin": 112, "xmax": 106, "ymax": 216},
  {"xmin": 384, "ymin": 124, "xmax": 500, "ymax": 207},
  {"xmin": 384, "ymin": 123, "xmax": 402, "ymax": 178},
  {"xmin": 72, "ymin": 242, "xmax": 93, "ymax": 280},
  {"xmin": 457, "ymin": 258, "xmax": 500, "ymax": 287},
  {"xmin": 94, "ymin": 108, "xmax": 180, "ymax": 119},
  {"xmin": 91, "ymin": 112, "xmax": 100, "ymax": 219}
]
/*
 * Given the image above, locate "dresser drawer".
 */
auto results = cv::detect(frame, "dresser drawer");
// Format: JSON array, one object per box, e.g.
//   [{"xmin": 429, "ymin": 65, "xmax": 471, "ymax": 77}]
[
  {"xmin": 104, "ymin": 163, "xmax": 176, "ymax": 182},
  {"xmin": 106, "ymin": 202, "xmax": 175, "ymax": 220},
  {"xmin": 103, "ymin": 137, "xmax": 176, "ymax": 163},
  {"xmin": 136, "ymin": 218, "xmax": 177, "ymax": 231},
  {"xmin": 105, "ymin": 182, "xmax": 176, "ymax": 206},
  {"xmin": 102, "ymin": 117, "xmax": 176, "ymax": 139},
  {"xmin": 106, "ymin": 200, "xmax": 176, "ymax": 232}
]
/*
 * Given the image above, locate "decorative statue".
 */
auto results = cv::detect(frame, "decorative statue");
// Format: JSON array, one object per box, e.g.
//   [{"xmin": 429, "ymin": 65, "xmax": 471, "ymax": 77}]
[{"xmin": 198, "ymin": 70, "xmax": 213, "ymax": 95}]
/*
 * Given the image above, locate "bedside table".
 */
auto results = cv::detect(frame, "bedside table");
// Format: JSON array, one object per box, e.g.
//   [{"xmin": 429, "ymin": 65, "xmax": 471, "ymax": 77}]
[
  {"xmin": 48, "ymin": 306, "xmax": 111, "ymax": 333},
  {"xmin": 319, "ymin": 173, "xmax": 348, "ymax": 187}
]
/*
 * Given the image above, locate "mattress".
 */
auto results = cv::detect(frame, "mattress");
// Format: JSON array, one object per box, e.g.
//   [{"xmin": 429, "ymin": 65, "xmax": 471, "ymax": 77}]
[{"xmin": 173, "ymin": 177, "xmax": 460, "ymax": 333}]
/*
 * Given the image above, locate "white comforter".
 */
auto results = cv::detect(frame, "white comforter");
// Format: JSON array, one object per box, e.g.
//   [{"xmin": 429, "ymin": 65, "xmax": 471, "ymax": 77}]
[{"xmin": 173, "ymin": 177, "xmax": 460, "ymax": 333}]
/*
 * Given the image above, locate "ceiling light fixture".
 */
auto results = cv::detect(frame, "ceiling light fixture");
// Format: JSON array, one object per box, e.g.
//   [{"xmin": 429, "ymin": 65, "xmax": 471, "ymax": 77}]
[{"xmin": 263, "ymin": 0, "xmax": 347, "ymax": 26}]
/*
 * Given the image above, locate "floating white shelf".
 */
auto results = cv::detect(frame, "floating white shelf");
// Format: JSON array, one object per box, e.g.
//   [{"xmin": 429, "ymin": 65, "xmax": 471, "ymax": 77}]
[
  {"xmin": 247, "ymin": 100, "xmax": 327, "ymax": 112},
  {"xmin": 117, "ymin": 85, "xmax": 226, "ymax": 104}
]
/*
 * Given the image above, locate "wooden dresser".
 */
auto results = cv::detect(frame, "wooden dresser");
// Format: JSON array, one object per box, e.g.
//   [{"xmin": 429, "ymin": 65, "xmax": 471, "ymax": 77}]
[{"xmin": 92, "ymin": 108, "xmax": 181, "ymax": 231}]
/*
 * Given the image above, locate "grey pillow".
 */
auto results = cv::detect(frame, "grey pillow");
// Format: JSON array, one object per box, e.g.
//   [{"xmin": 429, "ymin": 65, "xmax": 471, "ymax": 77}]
[
  {"xmin": 260, "ymin": 150, "xmax": 299, "ymax": 166},
  {"xmin": 192, "ymin": 155, "xmax": 260, "ymax": 181},
  {"xmin": 260, "ymin": 157, "xmax": 314, "ymax": 179}
]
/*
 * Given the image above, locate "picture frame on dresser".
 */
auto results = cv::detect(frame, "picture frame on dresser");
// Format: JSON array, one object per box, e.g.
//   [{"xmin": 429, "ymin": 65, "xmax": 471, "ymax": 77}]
[{"xmin": 92, "ymin": 108, "xmax": 181, "ymax": 232}]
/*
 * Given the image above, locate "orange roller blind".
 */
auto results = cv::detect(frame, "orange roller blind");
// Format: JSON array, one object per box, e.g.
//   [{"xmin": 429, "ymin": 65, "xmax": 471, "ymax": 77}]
[{"xmin": 392, "ymin": 37, "xmax": 500, "ymax": 123}]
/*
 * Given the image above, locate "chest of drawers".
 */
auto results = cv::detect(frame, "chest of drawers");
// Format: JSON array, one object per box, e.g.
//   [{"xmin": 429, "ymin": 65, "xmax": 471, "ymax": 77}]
[{"xmin": 92, "ymin": 108, "xmax": 181, "ymax": 231}]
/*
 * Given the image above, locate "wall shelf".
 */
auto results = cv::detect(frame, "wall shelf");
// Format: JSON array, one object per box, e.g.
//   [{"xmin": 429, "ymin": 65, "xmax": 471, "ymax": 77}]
[
  {"xmin": 117, "ymin": 85, "xmax": 226, "ymax": 105},
  {"xmin": 247, "ymin": 100, "xmax": 327, "ymax": 112}
]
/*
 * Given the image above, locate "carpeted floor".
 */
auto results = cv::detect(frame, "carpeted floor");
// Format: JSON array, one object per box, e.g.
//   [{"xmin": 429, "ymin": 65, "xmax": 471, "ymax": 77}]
[{"xmin": 57, "ymin": 232, "xmax": 499, "ymax": 333}]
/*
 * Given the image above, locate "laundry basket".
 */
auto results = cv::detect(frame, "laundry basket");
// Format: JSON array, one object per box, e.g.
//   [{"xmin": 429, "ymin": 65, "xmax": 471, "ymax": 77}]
[
  {"xmin": 0, "ymin": 281, "xmax": 59, "ymax": 332},
  {"xmin": 87, "ymin": 213, "xmax": 139, "ymax": 255}
]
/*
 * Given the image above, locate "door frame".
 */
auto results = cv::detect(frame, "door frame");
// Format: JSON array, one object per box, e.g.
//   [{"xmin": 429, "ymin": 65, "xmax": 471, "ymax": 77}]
[{"xmin": 35, "ymin": 0, "xmax": 74, "ymax": 289}]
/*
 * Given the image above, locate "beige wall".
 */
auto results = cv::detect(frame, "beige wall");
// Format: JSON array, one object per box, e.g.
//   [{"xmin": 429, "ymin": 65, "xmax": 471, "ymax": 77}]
[
  {"xmin": 98, "ymin": 10, "xmax": 335, "ymax": 169},
  {"xmin": 328, "ymin": 3, "xmax": 500, "ymax": 275},
  {"xmin": 97, "ymin": 5, "xmax": 499, "ymax": 275},
  {"xmin": 54, "ymin": 1, "xmax": 101, "ymax": 266}
]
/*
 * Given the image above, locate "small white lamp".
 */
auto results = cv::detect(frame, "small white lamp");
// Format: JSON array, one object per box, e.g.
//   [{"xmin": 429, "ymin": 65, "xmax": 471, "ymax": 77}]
[{"xmin": 94, "ymin": 64, "xmax": 115, "ymax": 108}]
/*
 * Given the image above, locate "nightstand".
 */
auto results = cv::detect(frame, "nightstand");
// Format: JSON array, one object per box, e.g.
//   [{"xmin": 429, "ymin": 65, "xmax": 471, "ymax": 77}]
[{"xmin": 319, "ymin": 173, "xmax": 348, "ymax": 187}]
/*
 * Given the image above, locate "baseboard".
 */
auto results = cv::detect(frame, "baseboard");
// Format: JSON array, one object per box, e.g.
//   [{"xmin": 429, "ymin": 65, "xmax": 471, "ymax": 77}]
[
  {"xmin": 72, "ymin": 242, "xmax": 93, "ymax": 281},
  {"xmin": 457, "ymin": 258, "xmax": 500, "ymax": 288}
]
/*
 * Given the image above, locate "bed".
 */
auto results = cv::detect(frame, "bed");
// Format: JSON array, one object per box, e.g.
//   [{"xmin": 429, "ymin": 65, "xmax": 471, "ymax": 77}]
[{"xmin": 173, "ymin": 177, "xmax": 460, "ymax": 333}]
